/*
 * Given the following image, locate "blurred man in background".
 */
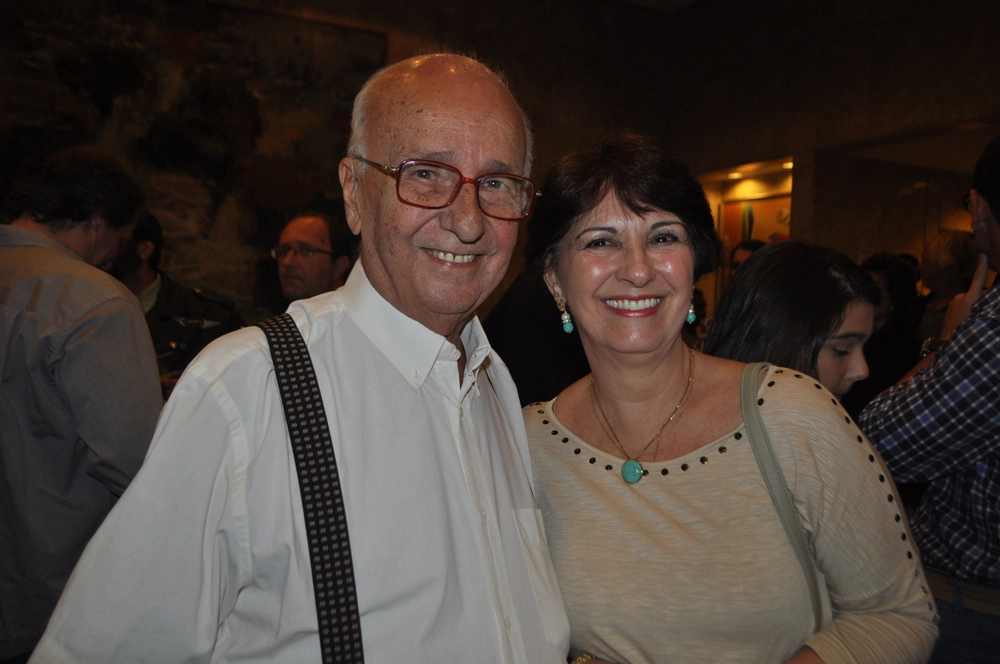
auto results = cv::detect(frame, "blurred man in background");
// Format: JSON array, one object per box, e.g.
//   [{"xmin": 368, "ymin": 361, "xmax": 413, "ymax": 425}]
[
  {"xmin": 273, "ymin": 212, "xmax": 355, "ymax": 301},
  {"xmin": 113, "ymin": 211, "xmax": 243, "ymax": 395},
  {"xmin": 0, "ymin": 147, "xmax": 161, "ymax": 663}
]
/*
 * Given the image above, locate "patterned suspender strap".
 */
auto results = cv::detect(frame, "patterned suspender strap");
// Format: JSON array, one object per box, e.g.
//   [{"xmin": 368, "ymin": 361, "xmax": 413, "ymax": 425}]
[{"xmin": 256, "ymin": 313, "xmax": 365, "ymax": 663}]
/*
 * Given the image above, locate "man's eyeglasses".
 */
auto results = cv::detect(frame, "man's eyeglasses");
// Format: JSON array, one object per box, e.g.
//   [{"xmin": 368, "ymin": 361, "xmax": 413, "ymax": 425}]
[
  {"xmin": 352, "ymin": 156, "xmax": 540, "ymax": 221},
  {"xmin": 271, "ymin": 243, "xmax": 335, "ymax": 260}
]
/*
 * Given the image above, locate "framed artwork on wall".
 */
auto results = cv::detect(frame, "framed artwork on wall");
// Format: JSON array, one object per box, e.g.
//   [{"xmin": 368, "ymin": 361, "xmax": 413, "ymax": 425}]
[{"xmin": 718, "ymin": 195, "xmax": 792, "ymax": 255}]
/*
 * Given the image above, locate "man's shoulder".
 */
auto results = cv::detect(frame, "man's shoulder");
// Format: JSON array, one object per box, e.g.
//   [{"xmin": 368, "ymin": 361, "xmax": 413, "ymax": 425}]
[
  {"xmin": 969, "ymin": 284, "xmax": 1000, "ymax": 320},
  {"xmin": 941, "ymin": 287, "xmax": 1000, "ymax": 358},
  {"xmin": 182, "ymin": 304, "xmax": 354, "ymax": 385},
  {"xmin": 2, "ymin": 246, "xmax": 139, "ymax": 325},
  {"xmin": 171, "ymin": 325, "xmax": 275, "ymax": 403}
]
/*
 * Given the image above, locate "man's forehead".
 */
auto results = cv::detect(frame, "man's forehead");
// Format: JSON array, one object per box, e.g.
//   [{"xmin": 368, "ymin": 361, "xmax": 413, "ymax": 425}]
[
  {"xmin": 376, "ymin": 106, "xmax": 524, "ymax": 170},
  {"xmin": 282, "ymin": 216, "xmax": 329, "ymax": 239},
  {"xmin": 365, "ymin": 64, "xmax": 525, "ymax": 166}
]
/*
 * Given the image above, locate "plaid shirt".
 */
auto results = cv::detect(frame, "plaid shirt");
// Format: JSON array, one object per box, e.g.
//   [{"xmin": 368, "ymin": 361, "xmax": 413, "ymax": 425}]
[{"xmin": 860, "ymin": 284, "xmax": 1000, "ymax": 586}]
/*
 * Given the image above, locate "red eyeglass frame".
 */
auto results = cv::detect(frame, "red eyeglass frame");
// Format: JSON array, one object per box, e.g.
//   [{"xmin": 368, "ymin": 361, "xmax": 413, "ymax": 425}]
[{"xmin": 353, "ymin": 156, "xmax": 540, "ymax": 221}]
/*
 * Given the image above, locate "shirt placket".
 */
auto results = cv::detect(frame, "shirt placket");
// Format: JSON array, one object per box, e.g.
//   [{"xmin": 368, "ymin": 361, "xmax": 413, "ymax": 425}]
[{"xmin": 437, "ymin": 350, "xmax": 526, "ymax": 664}]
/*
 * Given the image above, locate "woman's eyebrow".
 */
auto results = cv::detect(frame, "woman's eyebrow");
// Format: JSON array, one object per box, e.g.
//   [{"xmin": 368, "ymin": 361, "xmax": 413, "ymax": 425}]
[
  {"xmin": 828, "ymin": 331, "xmax": 868, "ymax": 341},
  {"xmin": 574, "ymin": 225, "xmax": 618, "ymax": 239}
]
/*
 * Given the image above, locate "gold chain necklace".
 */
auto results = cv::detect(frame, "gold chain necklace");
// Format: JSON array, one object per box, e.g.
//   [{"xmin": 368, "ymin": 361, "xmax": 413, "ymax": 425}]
[{"xmin": 590, "ymin": 347, "xmax": 695, "ymax": 484}]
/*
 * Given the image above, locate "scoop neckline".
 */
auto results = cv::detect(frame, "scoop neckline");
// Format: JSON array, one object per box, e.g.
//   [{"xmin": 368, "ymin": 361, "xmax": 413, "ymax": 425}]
[{"xmin": 542, "ymin": 396, "xmax": 746, "ymax": 466}]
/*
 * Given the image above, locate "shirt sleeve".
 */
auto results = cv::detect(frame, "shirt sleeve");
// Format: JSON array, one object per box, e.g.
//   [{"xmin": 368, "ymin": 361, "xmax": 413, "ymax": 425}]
[
  {"xmin": 859, "ymin": 305, "xmax": 1000, "ymax": 482},
  {"xmin": 761, "ymin": 373, "xmax": 938, "ymax": 663},
  {"xmin": 55, "ymin": 297, "xmax": 163, "ymax": 495},
  {"xmin": 29, "ymin": 366, "xmax": 253, "ymax": 663}
]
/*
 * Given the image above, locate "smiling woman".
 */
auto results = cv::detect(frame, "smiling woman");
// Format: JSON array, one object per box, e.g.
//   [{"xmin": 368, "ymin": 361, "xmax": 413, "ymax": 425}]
[{"xmin": 521, "ymin": 134, "xmax": 937, "ymax": 664}]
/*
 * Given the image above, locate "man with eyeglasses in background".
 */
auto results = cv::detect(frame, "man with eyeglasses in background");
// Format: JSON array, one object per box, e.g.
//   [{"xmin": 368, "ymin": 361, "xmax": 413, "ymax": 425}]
[
  {"xmin": 273, "ymin": 212, "xmax": 355, "ymax": 301},
  {"xmin": 31, "ymin": 53, "xmax": 570, "ymax": 664}
]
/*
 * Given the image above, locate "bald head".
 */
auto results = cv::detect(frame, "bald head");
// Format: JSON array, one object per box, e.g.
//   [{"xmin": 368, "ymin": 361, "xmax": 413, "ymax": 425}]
[
  {"xmin": 348, "ymin": 54, "xmax": 533, "ymax": 175},
  {"xmin": 337, "ymin": 53, "xmax": 532, "ymax": 344}
]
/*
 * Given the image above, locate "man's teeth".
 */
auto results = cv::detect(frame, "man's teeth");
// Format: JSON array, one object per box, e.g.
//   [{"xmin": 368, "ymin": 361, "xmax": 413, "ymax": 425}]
[
  {"xmin": 605, "ymin": 298, "xmax": 661, "ymax": 311},
  {"xmin": 429, "ymin": 250, "xmax": 474, "ymax": 263}
]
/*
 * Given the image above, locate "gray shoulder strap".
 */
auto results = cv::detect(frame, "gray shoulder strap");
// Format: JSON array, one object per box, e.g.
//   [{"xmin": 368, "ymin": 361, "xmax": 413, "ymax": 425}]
[{"xmin": 740, "ymin": 363, "xmax": 823, "ymax": 634}]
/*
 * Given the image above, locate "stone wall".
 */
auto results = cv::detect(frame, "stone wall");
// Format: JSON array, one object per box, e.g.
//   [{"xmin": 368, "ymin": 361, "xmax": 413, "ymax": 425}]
[{"xmin": 1, "ymin": 0, "xmax": 385, "ymax": 321}]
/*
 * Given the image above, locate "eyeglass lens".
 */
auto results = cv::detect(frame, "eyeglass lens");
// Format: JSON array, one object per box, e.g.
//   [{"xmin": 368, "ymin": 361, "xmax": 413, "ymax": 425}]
[
  {"xmin": 272, "ymin": 244, "xmax": 323, "ymax": 259},
  {"xmin": 397, "ymin": 161, "xmax": 532, "ymax": 220}
]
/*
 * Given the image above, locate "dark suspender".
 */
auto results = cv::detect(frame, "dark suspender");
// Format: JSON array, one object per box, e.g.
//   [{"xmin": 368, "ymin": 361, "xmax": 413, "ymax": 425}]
[{"xmin": 257, "ymin": 313, "xmax": 365, "ymax": 663}]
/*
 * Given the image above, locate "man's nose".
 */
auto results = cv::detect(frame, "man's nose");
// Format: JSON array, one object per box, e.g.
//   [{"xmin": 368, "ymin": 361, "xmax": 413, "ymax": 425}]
[{"xmin": 441, "ymin": 182, "xmax": 486, "ymax": 244}]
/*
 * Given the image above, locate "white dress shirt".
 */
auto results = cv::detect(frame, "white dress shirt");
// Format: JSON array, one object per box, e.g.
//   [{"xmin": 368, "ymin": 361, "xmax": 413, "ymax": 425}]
[{"xmin": 31, "ymin": 264, "xmax": 570, "ymax": 664}]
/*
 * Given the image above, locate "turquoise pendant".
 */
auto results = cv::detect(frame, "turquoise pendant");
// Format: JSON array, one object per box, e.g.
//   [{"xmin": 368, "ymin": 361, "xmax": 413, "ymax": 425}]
[
  {"xmin": 562, "ymin": 321, "xmax": 574, "ymax": 333},
  {"xmin": 621, "ymin": 459, "xmax": 643, "ymax": 483}
]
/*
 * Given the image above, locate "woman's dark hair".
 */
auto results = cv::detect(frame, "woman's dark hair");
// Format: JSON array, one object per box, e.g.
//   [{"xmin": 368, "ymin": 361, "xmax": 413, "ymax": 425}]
[
  {"xmin": 132, "ymin": 210, "xmax": 164, "ymax": 271},
  {"xmin": 973, "ymin": 135, "xmax": 1000, "ymax": 222},
  {"xmin": 704, "ymin": 240, "xmax": 880, "ymax": 376},
  {"xmin": 860, "ymin": 251, "xmax": 919, "ymax": 334},
  {"xmin": 5, "ymin": 146, "xmax": 144, "ymax": 231},
  {"xmin": 525, "ymin": 132, "xmax": 722, "ymax": 279}
]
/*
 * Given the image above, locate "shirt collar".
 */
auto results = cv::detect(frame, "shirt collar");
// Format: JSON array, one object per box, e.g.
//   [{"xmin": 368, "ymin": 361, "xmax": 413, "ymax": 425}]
[
  {"xmin": 0, "ymin": 224, "xmax": 87, "ymax": 263},
  {"xmin": 341, "ymin": 261, "xmax": 493, "ymax": 389},
  {"xmin": 138, "ymin": 273, "xmax": 162, "ymax": 314}
]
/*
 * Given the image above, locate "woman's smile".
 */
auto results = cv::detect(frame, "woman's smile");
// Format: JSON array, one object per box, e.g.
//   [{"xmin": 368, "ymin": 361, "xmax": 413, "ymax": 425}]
[{"xmin": 603, "ymin": 297, "xmax": 663, "ymax": 315}]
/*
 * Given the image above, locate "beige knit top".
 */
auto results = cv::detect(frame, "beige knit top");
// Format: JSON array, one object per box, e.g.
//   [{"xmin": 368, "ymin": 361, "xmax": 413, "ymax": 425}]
[{"xmin": 525, "ymin": 365, "xmax": 937, "ymax": 664}]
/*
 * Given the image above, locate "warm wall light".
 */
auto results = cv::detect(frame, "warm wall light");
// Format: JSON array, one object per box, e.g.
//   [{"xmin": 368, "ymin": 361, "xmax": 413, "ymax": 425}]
[
  {"xmin": 782, "ymin": 161, "xmax": 793, "ymax": 169},
  {"xmin": 727, "ymin": 172, "xmax": 743, "ymax": 179}
]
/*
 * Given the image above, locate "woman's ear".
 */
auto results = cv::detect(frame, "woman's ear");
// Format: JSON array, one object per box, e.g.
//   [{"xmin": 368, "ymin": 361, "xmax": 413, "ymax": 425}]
[{"xmin": 542, "ymin": 259, "xmax": 562, "ymax": 301}]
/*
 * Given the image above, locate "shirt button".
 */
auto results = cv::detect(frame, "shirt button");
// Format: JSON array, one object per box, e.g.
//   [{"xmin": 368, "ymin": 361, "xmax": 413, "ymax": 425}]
[
  {"xmin": 480, "ymin": 508, "xmax": 487, "ymax": 521},
  {"xmin": 460, "ymin": 407, "xmax": 464, "ymax": 417},
  {"xmin": 413, "ymin": 371, "xmax": 421, "ymax": 382},
  {"xmin": 504, "ymin": 616, "xmax": 511, "ymax": 631},
  {"xmin": 451, "ymin": 350, "xmax": 461, "ymax": 361}
]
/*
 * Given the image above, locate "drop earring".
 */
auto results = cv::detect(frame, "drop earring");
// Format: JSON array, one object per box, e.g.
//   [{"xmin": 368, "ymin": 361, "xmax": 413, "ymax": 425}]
[
  {"xmin": 556, "ymin": 297, "xmax": 574, "ymax": 333},
  {"xmin": 686, "ymin": 304, "xmax": 696, "ymax": 325}
]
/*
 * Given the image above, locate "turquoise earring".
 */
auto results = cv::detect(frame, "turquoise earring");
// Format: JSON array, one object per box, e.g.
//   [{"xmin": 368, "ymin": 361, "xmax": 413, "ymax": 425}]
[
  {"xmin": 686, "ymin": 304, "xmax": 696, "ymax": 325},
  {"xmin": 556, "ymin": 297, "xmax": 574, "ymax": 333}
]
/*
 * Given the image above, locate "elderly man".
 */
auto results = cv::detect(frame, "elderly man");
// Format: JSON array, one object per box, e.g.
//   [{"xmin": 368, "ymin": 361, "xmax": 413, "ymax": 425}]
[
  {"xmin": 31, "ymin": 55, "xmax": 569, "ymax": 663},
  {"xmin": 273, "ymin": 212, "xmax": 355, "ymax": 301},
  {"xmin": 861, "ymin": 135, "xmax": 1000, "ymax": 662},
  {"xmin": 0, "ymin": 148, "xmax": 162, "ymax": 662}
]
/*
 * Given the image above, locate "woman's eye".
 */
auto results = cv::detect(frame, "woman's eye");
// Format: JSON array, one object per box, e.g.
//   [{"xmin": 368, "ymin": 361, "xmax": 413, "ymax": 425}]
[
  {"xmin": 651, "ymin": 231, "xmax": 680, "ymax": 244},
  {"xmin": 832, "ymin": 348, "xmax": 851, "ymax": 358},
  {"xmin": 584, "ymin": 237, "xmax": 614, "ymax": 249}
]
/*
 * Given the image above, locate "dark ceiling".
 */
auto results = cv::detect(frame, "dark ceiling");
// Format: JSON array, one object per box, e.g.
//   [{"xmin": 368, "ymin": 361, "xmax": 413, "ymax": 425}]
[{"xmin": 611, "ymin": 0, "xmax": 703, "ymax": 14}]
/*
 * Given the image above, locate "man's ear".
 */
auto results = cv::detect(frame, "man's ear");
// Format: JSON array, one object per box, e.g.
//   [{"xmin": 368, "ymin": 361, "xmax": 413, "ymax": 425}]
[
  {"xmin": 339, "ymin": 158, "xmax": 363, "ymax": 236},
  {"xmin": 971, "ymin": 189, "xmax": 997, "ymax": 224},
  {"xmin": 136, "ymin": 240, "xmax": 155, "ymax": 262}
]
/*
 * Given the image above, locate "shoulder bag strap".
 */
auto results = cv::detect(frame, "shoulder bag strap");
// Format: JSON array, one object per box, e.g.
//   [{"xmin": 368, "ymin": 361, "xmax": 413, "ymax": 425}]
[
  {"xmin": 740, "ymin": 362, "xmax": 823, "ymax": 634},
  {"xmin": 257, "ymin": 313, "xmax": 365, "ymax": 663}
]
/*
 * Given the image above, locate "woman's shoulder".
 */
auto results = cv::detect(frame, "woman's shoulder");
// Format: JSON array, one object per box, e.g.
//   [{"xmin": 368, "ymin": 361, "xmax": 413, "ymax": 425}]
[
  {"xmin": 753, "ymin": 365, "xmax": 874, "ymax": 480},
  {"xmin": 522, "ymin": 399, "xmax": 554, "ymax": 427},
  {"xmin": 755, "ymin": 365, "xmax": 852, "ymax": 422}
]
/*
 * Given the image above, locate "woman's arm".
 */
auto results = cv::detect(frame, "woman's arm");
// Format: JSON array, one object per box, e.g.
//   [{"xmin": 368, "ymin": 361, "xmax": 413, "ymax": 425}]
[
  {"xmin": 762, "ymin": 373, "xmax": 938, "ymax": 663},
  {"xmin": 785, "ymin": 646, "xmax": 825, "ymax": 664}
]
